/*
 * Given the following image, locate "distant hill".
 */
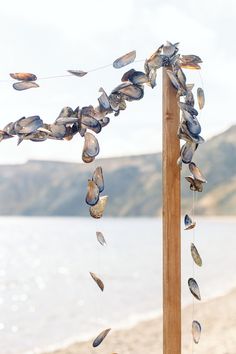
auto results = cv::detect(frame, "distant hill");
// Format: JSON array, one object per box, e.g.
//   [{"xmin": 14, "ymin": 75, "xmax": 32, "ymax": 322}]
[{"xmin": 0, "ymin": 125, "xmax": 236, "ymax": 216}]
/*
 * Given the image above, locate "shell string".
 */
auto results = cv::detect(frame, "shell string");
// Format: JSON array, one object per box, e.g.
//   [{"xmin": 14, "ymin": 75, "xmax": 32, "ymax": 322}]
[
  {"xmin": 0, "ymin": 59, "xmax": 146, "ymax": 84},
  {"xmin": 191, "ymin": 190, "xmax": 196, "ymax": 354}
]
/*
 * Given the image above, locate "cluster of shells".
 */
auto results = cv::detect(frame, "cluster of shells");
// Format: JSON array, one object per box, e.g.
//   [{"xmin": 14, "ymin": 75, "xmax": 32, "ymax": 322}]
[{"xmin": 0, "ymin": 42, "xmax": 206, "ymax": 349}]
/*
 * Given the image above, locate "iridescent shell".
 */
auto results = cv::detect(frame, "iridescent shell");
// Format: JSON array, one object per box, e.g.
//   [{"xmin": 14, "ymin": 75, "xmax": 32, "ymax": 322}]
[
  {"xmin": 82, "ymin": 132, "xmax": 100, "ymax": 158},
  {"xmin": 192, "ymin": 320, "xmax": 201, "ymax": 344},
  {"xmin": 89, "ymin": 272, "xmax": 104, "ymax": 291},
  {"xmin": 197, "ymin": 87, "xmax": 205, "ymax": 110},
  {"xmin": 189, "ymin": 162, "xmax": 207, "ymax": 183},
  {"xmin": 188, "ymin": 278, "xmax": 201, "ymax": 301},
  {"xmin": 191, "ymin": 243, "xmax": 202, "ymax": 267},
  {"xmin": 113, "ymin": 50, "xmax": 136, "ymax": 69},
  {"xmin": 13, "ymin": 81, "xmax": 39, "ymax": 91},
  {"xmin": 86, "ymin": 180, "xmax": 100, "ymax": 206},
  {"xmin": 92, "ymin": 166, "xmax": 104, "ymax": 193},
  {"xmin": 184, "ymin": 214, "xmax": 196, "ymax": 230},
  {"xmin": 10, "ymin": 73, "xmax": 37, "ymax": 81},
  {"xmin": 67, "ymin": 70, "xmax": 87, "ymax": 77},
  {"xmin": 96, "ymin": 231, "xmax": 107, "ymax": 246},
  {"xmin": 14, "ymin": 116, "xmax": 43, "ymax": 134},
  {"xmin": 93, "ymin": 328, "xmax": 111, "ymax": 347},
  {"xmin": 89, "ymin": 196, "xmax": 108, "ymax": 219}
]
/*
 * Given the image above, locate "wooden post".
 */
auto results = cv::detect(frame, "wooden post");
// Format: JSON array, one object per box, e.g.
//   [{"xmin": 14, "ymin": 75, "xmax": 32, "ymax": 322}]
[{"xmin": 162, "ymin": 67, "xmax": 181, "ymax": 354}]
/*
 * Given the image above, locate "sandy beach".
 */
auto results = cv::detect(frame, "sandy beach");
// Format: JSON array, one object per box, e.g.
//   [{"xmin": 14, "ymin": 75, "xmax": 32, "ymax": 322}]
[{"xmin": 43, "ymin": 288, "xmax": 236, "ymax": 354}]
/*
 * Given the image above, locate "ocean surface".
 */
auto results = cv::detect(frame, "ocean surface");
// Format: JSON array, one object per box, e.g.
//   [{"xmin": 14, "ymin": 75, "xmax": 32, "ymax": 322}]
[{"xmin": 0, "ymin": 216, "xmax": 236, "ymax": 354}]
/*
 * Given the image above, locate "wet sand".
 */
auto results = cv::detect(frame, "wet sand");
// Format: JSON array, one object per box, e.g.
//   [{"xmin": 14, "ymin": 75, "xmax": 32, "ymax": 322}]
[{"xmin": 43, "ymin": 288, "xmax": 236, "ymax": 354}]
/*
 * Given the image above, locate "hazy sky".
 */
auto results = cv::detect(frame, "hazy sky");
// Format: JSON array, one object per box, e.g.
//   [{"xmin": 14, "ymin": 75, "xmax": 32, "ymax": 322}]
[{"xmin": 0, "ymin": 0, "xmax": 235, "ymax": 163}]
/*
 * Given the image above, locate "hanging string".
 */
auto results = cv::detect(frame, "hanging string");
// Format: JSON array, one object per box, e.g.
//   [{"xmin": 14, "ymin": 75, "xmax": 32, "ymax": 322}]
[
  {"xmin": 0, "ymin": 58, "xmax": 146, "ymax": 84},
  {"xmin": 191, "ymin": 190, "xmax": 196, "ymax": 354}
]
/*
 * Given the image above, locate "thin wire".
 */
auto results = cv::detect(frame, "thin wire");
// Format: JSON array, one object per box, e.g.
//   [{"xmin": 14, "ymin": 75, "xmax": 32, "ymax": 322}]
[
  {"xmin": 0, "ymin": 58, "xmax": 146, "ymax": 84},
  {"xmin": 191, "ymin": 190, "xmax": 196, "ymax": 354}
]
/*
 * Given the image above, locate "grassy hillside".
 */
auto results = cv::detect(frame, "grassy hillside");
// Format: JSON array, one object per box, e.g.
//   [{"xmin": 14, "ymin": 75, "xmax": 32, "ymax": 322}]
[{"xmin": 0, "ymin": 126, "xmax": 236, "ymax": 216}]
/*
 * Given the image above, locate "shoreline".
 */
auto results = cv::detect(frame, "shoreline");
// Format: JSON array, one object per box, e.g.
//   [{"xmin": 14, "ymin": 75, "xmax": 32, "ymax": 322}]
[{"xmin": 41, "ymin": 287, "xmax": 236, "ymax": 354}]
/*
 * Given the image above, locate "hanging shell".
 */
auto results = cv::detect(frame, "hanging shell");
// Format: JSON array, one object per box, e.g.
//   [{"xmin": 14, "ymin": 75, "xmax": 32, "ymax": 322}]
[
  {"xmin": 10, "ymin": 73, "xmax": 37, "ymax": 81},
  {"xmin": 96, "ymin": 231, "xmax": 107, "ymax": 246},
  {"xmin": 180, "ymin": 141, "xmax": 197, "ymax": 164},
  {"xmin": 189, "ymin": 162, "xmax": 207, "ymax": 183},
  {"xmin": 89, "ymin": 196, "xmax": 108, "ymax": 219},
  {"xmin": 0, "ymin": 130, "xmax": 14, "ymax": 142},
  {"xmin": 92, "ymin": 167, "xmax": 104, "ymax": 193},
  {"xmin": 192, "ymin": 320, "xmax": 201, "ymax": 344},
  {"xmin": 166, "ymin": 70, "xmax": 181, "ymax": 90},
  {"xmin": 178, "ymin": 102, "xmax": 198, "ymax": 116},
  {"xmin": 49, "ymin": 124, "xmax": 66, "ymax": 139},
  {"xmin": 185, "ymin": 176, "xmax": 204, "ymax": 193},
  {"xmin": 89, "ymin": 272, "xmax": 104, "ymax": 291},
  {"xmin": 93, "ymin": 328, "xmax": 111, "ymax": 347},
  {"xmin": 197, "ymin": 88, "xmax": 205, "ymax": 110},
  {"xmin": 113, "ymin": 50, "xmax": 136, "ymax": 69},
  {"xmin": 188, "ymin": 278, "xmax": 201, "ymax": 301},
  {"xmin": 14, "ymin": 116, "xmax": 43, "ymax": 134},
  {"xmin": 180, "ymin": 55, "xmax": 202, "ymax": 64},
  {"xmin": 67, "ymin": 70, "xmax": 87, "ymax": 77},
  {"xmin": 82, "ymin": 132, "xmax": 100, "ymax": 160},
  {"xmin": 98, "ymin": 87, "xmax": 111, "ymax": 111},
  {"xmin": 184, "ymin": 214, "xmax": 196, "ymax": 230},
  {"xmin": 86, "ymin": 180, "xmax": 100, "ymax": 206},
  {"xmin": 191, "ymin": 243, "xmax": 202, "ymax": 267},
  {"xmin": 81, "ymin": 116, "xmax": 102, "ymax": 134},
  {"xmin": 163, "ymin": 41, "xmax": 179, "ymax": 57},
  {"xmin": 13, "ymin": 81, "xmax": 39, "ymax": 91}
]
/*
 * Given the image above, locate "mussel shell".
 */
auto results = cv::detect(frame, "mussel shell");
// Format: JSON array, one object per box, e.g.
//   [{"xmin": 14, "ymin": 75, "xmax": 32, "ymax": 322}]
[
  {"xmin": 82, "ymin": 152, "xmax": 95, "ymax": 164},
  {"xmin": 93, "ymin": 328, "xmax": 111, "ymax": 347},
  {"xmin": 188, "ymin": 278, "xmax": 201, "ymax": 301},
  {"xmin": 10, "ymin": 73, "xmax": 37, "ymax": 81},
  {"xmin": 186, "ymin": 117, "xmax": 201, "ymax": 135},
  {"xmin": 67, "ymin": 69, "xmax": 87, "ymax": 77},
  {"xmin": 89, "ymin": 272, "xmax": 104, "ymax": 291},
  {"xmin": 28, "ymin": 131, "xmax": 49, "ymax": 142},
  {"xmin": 180, "ymin": 63, "xmax": 201, "ymax": 70},
  {"xmin": 121, "ymin": 69, "xmax": 136, "ymax": 82},
  {"xmin": 163, "ymin": 41, "xmax": 179, "ymax": 57},
  {"xmin": 197, "ymin": 87, "xmax": 205, "ymax": 110},
  {"xmin": 180, "ymin": 55, "xmax": 202, "ymax": 64},
  {"xmin": 185, "ymin": 176, "xmax": 204, "ymax": 192},
  {"xmin": 189, "ymin": 162, "xmax": 207, "ymax": 183},
  {"xmin": 89, "ymin": 196, "xmax": 108, "ymax": 219},
  {"xmin": 49, "ymin": 124, "xmax": 66, "ymax": 139},
  {"xmin": 176, "ymin": 67, "xmax": 186, "ymax": 89},
  {"xmin": 83, "ymin": 132, "xmax": 100, "ymax": 158},
  {"xmin": 128, "ymin": 71, "xmax": 149, "ymax": 85},
  {"xmin": 113, "ymin": 83, "xmax": 144, "ymax": 100},
  {"xmin": 92, "ymin": 166, "xmax": 104, "ymax": 193},
  {"xmin": 3, "ymin": 122, "xmax": 16, "ymax": 135},
  {"xmin": 13, "ymin": 81, "xmax": 39, "ymax": 91},
  {"xmin": 191, "ymin": 243, "xmax": 202, "ymax": 267},
  {"xmin": 55, "ymin": 117, "xmax": 78, "ymax": 125},
  {"xmin": 81, "ymin": 116, "xmax": 102, "ymax": 134},
  {"xmin": 185, "ymin": 89, "xmax": 195, "ymax": 106},
  {"xmin": 180, "ymin": 142, "xmax": 197, "ymax": 164},
  {"xmin": 96, "ymin": 231, "xmax": 107, "ymax": 246},
  {"xmin": 14, "ymin": 116, "xmax": 43, "ymax": 134},
  {"xmin": 166, "ymin": 70, "xmax": 181, "ymax": 90},
  {"xmin": 86, "ymin": 180, "xmax": 100, "ymax": 206},
  {"xmin": 99, "ymin": 116, "xmax": 110, "ymax": 128},
  {"xmin": 113, "ymin": 50, "xmax": 136, "ymax": 69},
  {"xmin": 98, "ymin": 87, "xmax": 111, "ymax": 111},
  {"xmin": 57, "ymin": 106, "xmax": 74, "ymax": 118},
  {"xmin": 0, "ymin": 130, "xmax": 14, "ymax": 141},
  {"xmin": 148, "ymin": 68, "xmax": 157, "ymax": 88},
  {"xmin": 192, "ymin": 320, "xmax": 201, "ymax": 344},
  {"xmin": 178, "ymin": 102, "xmax": 198, "ymax": 116},
  {"xmin": 184, "ymin": 214, "xmax": 196, "ymax": 230},
  {"xmin": 145, "ymin": 45, "xmax": 163, "ymax": 72}
]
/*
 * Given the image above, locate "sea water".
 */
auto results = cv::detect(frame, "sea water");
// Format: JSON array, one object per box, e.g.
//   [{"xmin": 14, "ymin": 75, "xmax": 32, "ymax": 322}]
[{"xmin": 0, "ymin": 216, "xmax": 236, "ymax": 354}]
